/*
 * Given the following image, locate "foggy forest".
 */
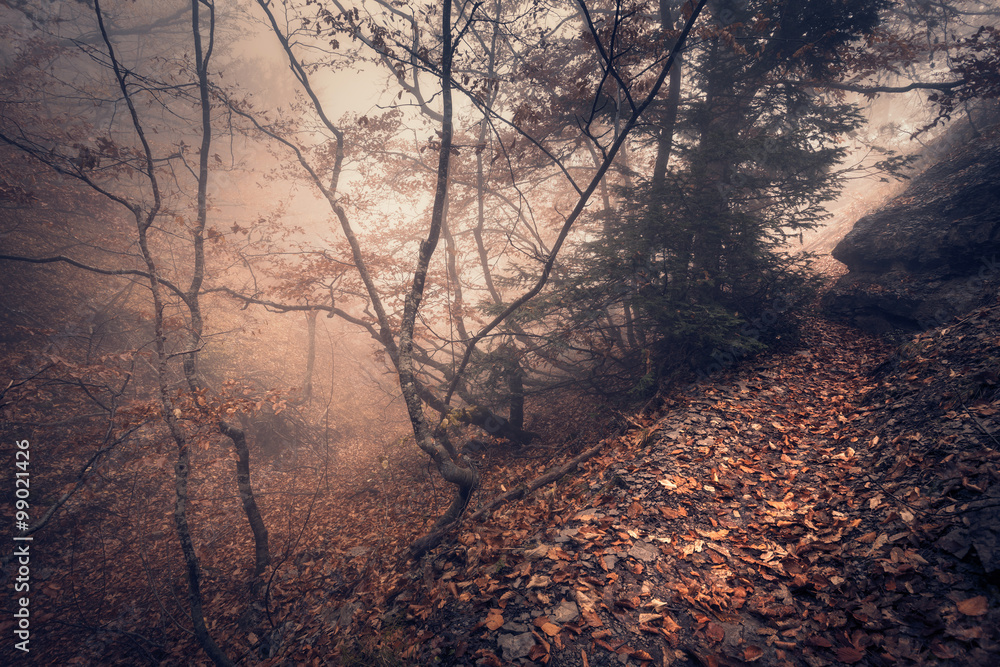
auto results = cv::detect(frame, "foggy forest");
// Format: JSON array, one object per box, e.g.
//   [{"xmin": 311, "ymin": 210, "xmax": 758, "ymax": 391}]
[{"xmin": 2, "ymin": 0, "xmax": 1000, "ymax": 664}]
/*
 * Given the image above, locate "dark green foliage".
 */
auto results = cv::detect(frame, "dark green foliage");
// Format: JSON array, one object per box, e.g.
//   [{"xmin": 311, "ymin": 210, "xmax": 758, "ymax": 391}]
[{"xmin": 505, "ymin": 0, "xmax": 888, "ymax": 399}]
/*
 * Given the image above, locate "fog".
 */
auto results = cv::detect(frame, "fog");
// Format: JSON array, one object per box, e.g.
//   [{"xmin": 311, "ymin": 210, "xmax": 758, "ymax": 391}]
[{"xmin": 2, "ymin": 0, "xmax": 999, "ymax": 663}]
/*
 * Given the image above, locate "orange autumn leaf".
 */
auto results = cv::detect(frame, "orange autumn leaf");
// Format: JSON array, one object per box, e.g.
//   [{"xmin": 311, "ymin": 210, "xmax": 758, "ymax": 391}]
[
  {"xmin": 706, "ymin": 622, "xmax": 726, "ymax": 643},
  {"xmin": 957, "ymin": 596, "xmax": 989, "ymax": 616},
  {"xmin": 484, "ymin": 609, "xmax": 504, "ymax": 631},
  {"xmin": 475, "ymin": 650, "xmax": 502, "ymax": 667},
  {"xmin": 743, "ymin": 645, "xmax": 764, "ymax": 662},
  {"xmin": 658, "ymin": 615, "xmax": 681, "ymax": 636},
  {"xmin": 546, "ymin": 547, "xmax": 573, "ymax": 561},
  {"xmin": 835, "ymin": 646, "xmax": 865, "ymax": 663},
  {"xmin": 541, "ymin": 622, "xmax": 561, "ymax": 637}
]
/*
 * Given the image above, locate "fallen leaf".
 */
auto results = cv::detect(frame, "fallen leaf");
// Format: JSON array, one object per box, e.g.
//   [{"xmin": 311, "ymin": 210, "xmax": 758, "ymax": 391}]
[
  {"xmin": 835, "ymin": 646, "xmax": 865, "ymax": 663},
  {"xmin": 575, "ymin": 589, "xmax": 597, "ymax": 613},
  {"xmin": 957, "ymin": 596, "xmax": 989, "ymax": 616},
  {"xmin": 485, "ymin": 609, "xmax": 504, "ymax": 631},
  {"xmin": 663, "ymin": 615, "xmax": 682, "ymax": 633},
  {"xmin": 525, "ymin": 544, "xmax": 549, "ymax": 560},
  {"xmin": 706, "ymin": 622, "xmax": 725, "ymax": 643},
  {"xmin": 475, "ymin": 650, "xmax": 502, "ymax": 667},
  {"xmin": 546, "ymin": 547, "xmax": 572, "ymax": 561}
]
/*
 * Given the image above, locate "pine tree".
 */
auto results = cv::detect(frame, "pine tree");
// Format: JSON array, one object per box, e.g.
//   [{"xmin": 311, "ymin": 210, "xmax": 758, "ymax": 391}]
[{"xmin": 558, "ymin": 0, "xmax": 891, "ymax": 392}]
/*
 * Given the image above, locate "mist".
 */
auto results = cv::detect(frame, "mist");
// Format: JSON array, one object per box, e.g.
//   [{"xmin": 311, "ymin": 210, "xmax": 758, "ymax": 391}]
[{"xmin": 3, "ymin": 0, "xmax": 1000, "ymax": 664}]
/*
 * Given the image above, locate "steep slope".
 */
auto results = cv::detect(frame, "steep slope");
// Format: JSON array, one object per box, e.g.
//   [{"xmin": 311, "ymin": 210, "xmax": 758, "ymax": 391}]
[{"xmin": 350, "ymin": 308, "xmax": 999, "ymax": 666}]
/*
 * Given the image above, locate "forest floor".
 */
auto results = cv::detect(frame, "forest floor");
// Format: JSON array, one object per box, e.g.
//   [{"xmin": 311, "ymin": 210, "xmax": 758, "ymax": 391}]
[
  {"xmin": 5, "ymin": 302, "xmax": 1000, "ymax": 667},
  {"xmin": 321, "ymin": 305, "xmax": 1000, "ymax": 667}
]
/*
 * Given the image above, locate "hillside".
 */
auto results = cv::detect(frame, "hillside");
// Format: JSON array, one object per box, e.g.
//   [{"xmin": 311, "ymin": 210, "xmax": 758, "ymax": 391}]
[
  {"xmin": 308, "ymin": 305, "xmax": 994, "ymax": 667},
  {"xmin": 6, "ymin": 132, "xmax": 1000, "ymax": 666}
]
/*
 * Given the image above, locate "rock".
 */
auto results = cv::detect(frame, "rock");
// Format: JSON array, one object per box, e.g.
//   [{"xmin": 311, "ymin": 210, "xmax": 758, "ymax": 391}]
[
  {"xmin": 501, "ymin": 621, "xmax": 529, "ymax": 633},
  {"xmin": 823, "ymin": 128, "xmax": 1000, "ymax": 332},
  {"xmin": 969, "ymin": 485, "xmax": 1000, "ymax": 573},
  {"xmin": 497, "ymin": 631, "xmax": 536, "ymax": 660},
  {"xmin": 551, "ymin": 598, "xmax": 580, "ymax": 623},
  {"xmin": 628, "ymin": 541, "xmax": 660, "ymax": 562}
]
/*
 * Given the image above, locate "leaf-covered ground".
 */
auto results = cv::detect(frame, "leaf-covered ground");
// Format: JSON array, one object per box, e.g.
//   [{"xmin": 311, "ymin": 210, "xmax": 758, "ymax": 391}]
[
  {"xmin": 4, "ymin": 304, "xmax": 999, "ymax": 666},
  {"xmin": 347, "ymin": 308, "xmax": 1000, "ymax": 667}
]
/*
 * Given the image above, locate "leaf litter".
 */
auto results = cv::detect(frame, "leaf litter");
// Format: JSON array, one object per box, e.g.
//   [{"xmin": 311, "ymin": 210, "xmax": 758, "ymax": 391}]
[
  {"xmin": 362, "ymin": 306, "xmax": 1000, "ymax": 666},
  {"xmin": 13, "ymin": 305, "xmax": 1000, "ymax": 666}
]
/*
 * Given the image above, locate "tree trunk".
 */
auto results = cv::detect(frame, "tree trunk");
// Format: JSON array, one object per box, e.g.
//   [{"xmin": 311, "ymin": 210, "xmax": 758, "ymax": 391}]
[
  {"xmin": 651, "ymin": 0, "xmax": 684, "ymax": 193},
  {"xmin": 505, "ymin": 354, "xmax": 525, "ymax": 434},
  {"xmin": 94, "ymin": 1, "xmax": 233, "ymax": 663},
  {"xmin": 219, "ymin": 422, "xmax": 271, "ymax": 577},
  {"xmin": 297, "ymin": 309, "xmax": 318, "ymax": 404},
  {"xmin": 395, "ymin": 0, "xmax": 480, "ymax": 551},
  {"xmin": 185, "ymin": 0, "xmax": 270, "ymax": 581}
]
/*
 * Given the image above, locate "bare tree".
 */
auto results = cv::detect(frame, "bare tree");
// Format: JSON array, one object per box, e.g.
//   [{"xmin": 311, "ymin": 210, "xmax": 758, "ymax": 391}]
[{"xmin": 242, "ymin": 0, "xmax": 709, "ymax": 552}]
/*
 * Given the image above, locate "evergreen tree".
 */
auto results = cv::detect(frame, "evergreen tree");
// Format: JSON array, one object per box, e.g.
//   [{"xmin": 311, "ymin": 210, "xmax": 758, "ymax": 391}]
[{"xmin": 558, "ymin": 0, "xmax": 892, "ymax": 393}]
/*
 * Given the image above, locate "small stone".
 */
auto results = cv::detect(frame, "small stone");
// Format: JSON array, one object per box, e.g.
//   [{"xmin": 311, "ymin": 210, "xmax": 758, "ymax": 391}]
[
  {"xmin": 552, "ymin": 599, "xmax": 579, "ymax": 623},
  {"xmin": 497, "ymin": 631, "xmax": 536, "ymax": 660},
  {"xmin": 935, "ymin": 528, "xmax": 971, "ymax": 559}
]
